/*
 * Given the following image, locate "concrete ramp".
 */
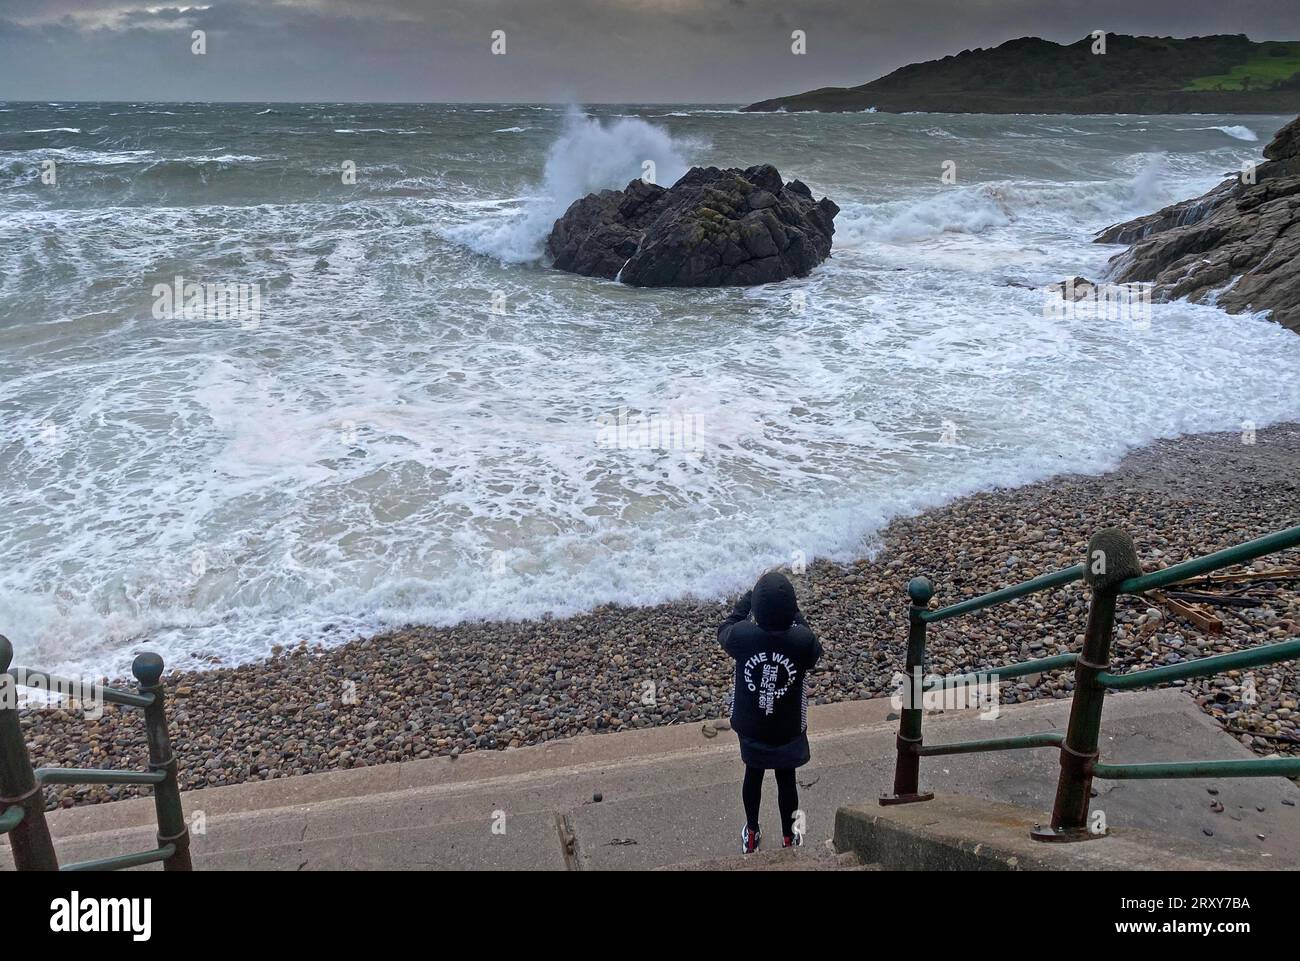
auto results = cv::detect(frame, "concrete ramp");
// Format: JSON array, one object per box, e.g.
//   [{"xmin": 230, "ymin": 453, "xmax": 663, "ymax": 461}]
[{"xmin": 3, "ymin": 689, "xmax": 1295, "ymax": 870}]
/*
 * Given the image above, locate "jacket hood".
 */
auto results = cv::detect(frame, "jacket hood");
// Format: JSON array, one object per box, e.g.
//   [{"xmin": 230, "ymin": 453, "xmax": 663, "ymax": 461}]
[{"xmin": 752, "ymin": 571, "xmax": 798, "ymax": 632}]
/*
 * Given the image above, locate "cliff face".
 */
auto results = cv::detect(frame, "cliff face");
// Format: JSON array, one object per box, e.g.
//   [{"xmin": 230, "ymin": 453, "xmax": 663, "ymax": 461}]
[
  {"xmin": 1095, "ymin": 116, "xmax": 1300, "ymax": 332},
  {"xmin": 744, "ymin": 35, "xmax": 1300, "ymax": 114}
]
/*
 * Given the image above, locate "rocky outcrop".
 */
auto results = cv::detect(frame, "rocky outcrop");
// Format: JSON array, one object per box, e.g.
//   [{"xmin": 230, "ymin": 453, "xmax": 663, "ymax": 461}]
[
  {"xmin": 1092, "ymin": 181, "xmax": 1239, "ymax": 247},
  {"xmin": 546, "ymin": 164, "xmax": 838, "ymax": 287},
  {"xmin": 1095, "ymin": 115, "xmax": 1300, "ymax": 332},
  {"xmin": 1045, "ymin": 276, "xmax": 1099, "ymax": 301}
]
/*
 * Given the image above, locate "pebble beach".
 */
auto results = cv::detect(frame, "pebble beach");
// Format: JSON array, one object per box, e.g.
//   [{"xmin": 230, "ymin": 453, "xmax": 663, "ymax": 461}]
[{"xmin": 19, "ymin": 424, "xmax": 1300, "ymax": 809}]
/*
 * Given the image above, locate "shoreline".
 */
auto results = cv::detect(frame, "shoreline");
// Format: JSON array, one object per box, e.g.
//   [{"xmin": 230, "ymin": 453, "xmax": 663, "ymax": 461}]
[{"xmin": 23, "ymin": 423, "xmax": 1300, "ymax": 808}]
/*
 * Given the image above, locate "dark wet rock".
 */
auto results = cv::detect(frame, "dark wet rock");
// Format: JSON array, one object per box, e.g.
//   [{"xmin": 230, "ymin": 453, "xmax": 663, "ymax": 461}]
[
  {"xmin": 546, "ymin": 164, "xmax": 838, "ymax": 287},
  {"xmin": 1264, "ymin": 117, "xmax": 1300, "ymax": 165},
  {"xmin": 546, "ymin": 178, "xmax": 667, "ymax": 281},
  {"xmin": 1095, "ymin": 115, "xmax": 1300, "ymax": 332},
  {"xmin": 1045, "ymin": 276, "xmax": 1099, "ymax": 301},
  {"xmin": 1093, "ymin": 182, "xmax": 1239, "ymax": 247}
]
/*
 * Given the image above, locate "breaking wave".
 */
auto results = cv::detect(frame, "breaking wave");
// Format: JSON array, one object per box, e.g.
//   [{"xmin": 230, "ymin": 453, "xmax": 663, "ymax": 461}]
[{"xmin": 444, "ymin": 107, "xmax": 695, "ymax": 263}]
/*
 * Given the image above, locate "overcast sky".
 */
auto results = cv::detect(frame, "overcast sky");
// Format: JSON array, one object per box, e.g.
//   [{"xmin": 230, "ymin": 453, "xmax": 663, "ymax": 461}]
[{"xmin": 2, "ymin": 0, "xmax": 1299, "ymax": 103}]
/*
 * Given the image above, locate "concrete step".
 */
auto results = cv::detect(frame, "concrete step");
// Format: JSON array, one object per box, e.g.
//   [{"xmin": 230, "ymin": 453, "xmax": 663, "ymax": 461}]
[
  {"xmin": 835, "ymin": 794, "xmax": 1269, "ymax": 871},
  {"xmin": 657, "ymin": 840, "xmax": 876, "ymax": 871},
  {"xmin": 17, "ymin": 697, "xmax": 899, "ymax": 840},
  {"xmin": 6, "ymin": 698, "xmax": 901, "ymax": 871}
]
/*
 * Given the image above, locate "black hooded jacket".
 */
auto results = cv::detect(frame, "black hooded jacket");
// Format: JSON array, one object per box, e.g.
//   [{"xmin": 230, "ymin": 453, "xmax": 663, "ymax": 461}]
[{"xmin": 718, "ymin": 573, "xmax": 823, "ymax": 746}]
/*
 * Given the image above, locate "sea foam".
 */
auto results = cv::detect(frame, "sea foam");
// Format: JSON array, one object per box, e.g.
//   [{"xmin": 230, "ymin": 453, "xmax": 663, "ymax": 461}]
[{"xmin": 2, "ymin": 105, "xmax": 1297, "ymax": 680}]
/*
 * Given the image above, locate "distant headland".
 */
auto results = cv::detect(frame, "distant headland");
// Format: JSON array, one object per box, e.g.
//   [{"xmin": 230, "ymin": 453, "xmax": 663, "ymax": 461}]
[{"xmin": 744, "ymin": 34, "xmax": 1300, "ymax": 114}]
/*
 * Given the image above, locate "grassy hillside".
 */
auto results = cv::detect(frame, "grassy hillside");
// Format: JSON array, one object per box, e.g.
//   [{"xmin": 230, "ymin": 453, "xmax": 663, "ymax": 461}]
[
  {"xmin": 745, "ymin": 34, "xmax": 1300, "ymax": 114},
  {"xmin": 1184, "ymin": 42, "xmax": 1300, "ymax": 91}
]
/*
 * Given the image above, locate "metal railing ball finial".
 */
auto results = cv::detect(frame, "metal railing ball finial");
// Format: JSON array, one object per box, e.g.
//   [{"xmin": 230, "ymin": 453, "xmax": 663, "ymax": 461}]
[
  {"xmin": 907, "ymin": 576, "xmax": 934, "ymax": 606},
  {"xmin": 131, "ymin": 652, "xmax": 165, "ymax": 688}
]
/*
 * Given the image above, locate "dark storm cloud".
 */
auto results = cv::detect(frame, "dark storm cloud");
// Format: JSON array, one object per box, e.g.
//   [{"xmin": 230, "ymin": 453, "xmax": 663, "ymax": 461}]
[{"xmin": 1, "ymin": 0, "xmax": 1299, "ymax": 102}]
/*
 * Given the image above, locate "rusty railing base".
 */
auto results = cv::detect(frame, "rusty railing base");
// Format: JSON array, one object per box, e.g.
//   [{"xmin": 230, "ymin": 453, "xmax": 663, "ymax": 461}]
[
  {"xmin": 1029, "ymin": 823, "xmax": 1108, "ymax": 843},
  {"xmin": 879, "ymin": 791, "xmax": 935, "ymax": 806}
]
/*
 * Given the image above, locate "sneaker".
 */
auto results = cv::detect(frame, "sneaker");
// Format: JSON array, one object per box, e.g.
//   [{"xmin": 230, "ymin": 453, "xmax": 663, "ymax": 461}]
[
  {"xmin": 740, "ymin": 825, "xmax": 761, "ymax": 854},
  {"xmin": 782, "ymin": 831, "xmax": 803, "ymax": 848}
]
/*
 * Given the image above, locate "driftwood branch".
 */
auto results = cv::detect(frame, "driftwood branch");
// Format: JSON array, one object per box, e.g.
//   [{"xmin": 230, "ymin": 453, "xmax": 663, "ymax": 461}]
[
  {"xmin": 1149, "ymin": 589, "xmax": 1224, "ymax": 634},
  {"xmin": 1164, "ymin": 590, "xmax": 1265, "ymax": 609},
  {"xmin": 1168, "ymin": 566, "xmax": 1300, "ymax": 588}
]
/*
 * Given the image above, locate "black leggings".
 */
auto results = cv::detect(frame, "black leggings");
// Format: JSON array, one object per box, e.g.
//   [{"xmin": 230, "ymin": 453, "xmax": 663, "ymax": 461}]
[{"xmin": 742, "ymin": 765, "xmax": 798, "ymax": 836}]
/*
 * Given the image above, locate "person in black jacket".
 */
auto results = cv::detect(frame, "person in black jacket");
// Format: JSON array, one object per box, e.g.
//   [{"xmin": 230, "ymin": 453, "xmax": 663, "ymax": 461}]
[{"xmin": 718, "ymin": 571, "xmax": 822, "ymax": 854}]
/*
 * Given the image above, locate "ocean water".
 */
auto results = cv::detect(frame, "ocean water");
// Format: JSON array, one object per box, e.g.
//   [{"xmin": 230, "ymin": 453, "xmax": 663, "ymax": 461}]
[{"xmin": 3, "ymin": 102, "xmax": 1299, "ymax": 679}]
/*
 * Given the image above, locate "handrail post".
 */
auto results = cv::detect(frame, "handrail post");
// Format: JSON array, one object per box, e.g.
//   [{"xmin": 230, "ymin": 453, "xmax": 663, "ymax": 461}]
[
  {"xmin": 0, "ymin": 636, "xmax": 59, "ymax": 870},
  {"xmin": 1033, "ymin": 528, "xmax": 1141, "ymax": 842},
  {"xmin": 132, "ymin": 653, "xmax": 193, "ymax": 871},
  {"xmin": 880, "ymin": 577, "xmax": 935, "ymax": 805}
]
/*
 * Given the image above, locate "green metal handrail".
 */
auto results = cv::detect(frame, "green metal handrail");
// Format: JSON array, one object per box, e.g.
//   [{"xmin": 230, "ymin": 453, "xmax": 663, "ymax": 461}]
[
  {"xmin": 920, "ymin": 732, "xmax": 1064, "ymax": 757},
  {"xmin": 61, "ymin": 844, "xmax": 177, "ymax": 873},
  {"xmin": 1093, "ymin": 758, "xmax": 1300, "ymax": 780},
  {"xmin": 10, "ymin": 671, "xmax": 155, "ymax": 709},
  {"xmin": 882, "ymin": 523, "xmax": 1300, "ymax": 843},
  {"xmin": 1098, "ymin": 637, "xmax": 1300, "ymax": 691},
  {"xmin": 0, "ymin": 637, "xmax": 193, "ymax": 872},
  {"xmin": 1118, "ymin": 525, "xmax": 1300, "ymax": 595},
  {"xmin": 923, "ymin": 652, "xmax": 1078, "ymax": 691},
  {"xmin": 922, "ymin": 564, "xmax": 1085, "ymax": 623},
  {"xmin": 36, "ymin": 768, "xmax": 167, "ymax": 787},
  {"xmin": 883, "ymin": 570, "xmax": 1085, "ymax": 805}
]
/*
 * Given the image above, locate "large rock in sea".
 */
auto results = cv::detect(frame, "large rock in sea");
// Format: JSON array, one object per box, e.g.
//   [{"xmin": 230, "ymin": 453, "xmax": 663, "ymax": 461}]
[
  {"xmin": 1095, "ymin": 115, "xmax": 1300, "ymax": 332},
  {"xmin": 546, "ymin": 164, "xmax": 839, "ymax": 287}
]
